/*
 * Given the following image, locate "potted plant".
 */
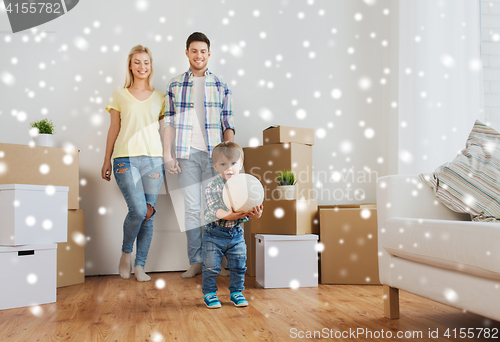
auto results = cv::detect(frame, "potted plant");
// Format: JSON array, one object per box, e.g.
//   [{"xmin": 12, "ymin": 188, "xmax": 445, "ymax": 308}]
[
  {"xmin": 276, "ymin": 169, "xmax": 297, "ymax": 200},
  {"xmin": 30, "ymin": 118, "xmax": 55, "ymax": 147}
]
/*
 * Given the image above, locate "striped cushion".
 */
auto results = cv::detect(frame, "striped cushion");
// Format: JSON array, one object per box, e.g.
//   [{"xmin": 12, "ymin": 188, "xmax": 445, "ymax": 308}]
[{"xmin": 420, "ymin": 120, "xmax": 500, "ymax": 220}]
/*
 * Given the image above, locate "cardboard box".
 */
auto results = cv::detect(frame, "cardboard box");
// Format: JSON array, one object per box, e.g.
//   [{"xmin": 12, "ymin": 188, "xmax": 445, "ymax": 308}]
[
  {"xmin": 0, "ymin": 243, "xmax": 57, "ymax": 310},
  {"xmin": 263, "ymin": 126, "xmax": 315, "ymax": 146},
  {"xmin": 0, "ymin": 143, "xmax": 80, "ymax": 209},
  {"xmin": 255, "ymin": 234, "xmax": 318, "ymax": 288},
  {"xmin": 243, "ymin": 221, "xmax": 256, "ymax": 277},
  {"xmin": 0, "ymin": 184, "xmax": 69, "ymax": 245},
  {"xmin": 243, "ymin": 143, "xmax": 313, "ymax": 200},
  {"xmin": 251, "ymin": 199, "xmax": 318, "ymax": 235},
  {"xmin": 319, "ymin": 204, "xmax": 380, "ymax": 285},
  {"xmin": 57, "ymin": 209, "xmax": 85, "ymax": 288}
]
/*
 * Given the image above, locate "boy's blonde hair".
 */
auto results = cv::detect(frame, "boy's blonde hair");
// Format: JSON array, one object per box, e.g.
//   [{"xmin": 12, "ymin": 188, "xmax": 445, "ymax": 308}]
[{"xmin": 212, "ymin": 141, "xmax": 244, "ymax": 164}]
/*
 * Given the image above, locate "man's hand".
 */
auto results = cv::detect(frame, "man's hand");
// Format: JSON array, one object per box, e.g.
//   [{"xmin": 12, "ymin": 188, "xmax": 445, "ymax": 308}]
[
  {"xmin": 164, "ymin": 157, "xmax": 181, "ymax": 174},
  {"xmin": 247, "ymin": 205, "xmax": 263, "ymax": 219}
]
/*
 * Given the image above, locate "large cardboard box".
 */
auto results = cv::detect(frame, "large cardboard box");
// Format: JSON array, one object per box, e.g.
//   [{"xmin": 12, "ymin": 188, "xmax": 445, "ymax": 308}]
[
  {"xmin": 263, "ymin": 126, "xmax": 315, "ymax": 146},
  {"xmin": 243, "ymin": 143, "xmax": 313, "ymax": 200},
  {"xmin": 255, "ymin": 234, "xmax": 318, "ymax": 288},
  {"xmin": 319, "ymin": 204, "xmax": 380, "ymax": 285},
  {"xmin": 251, "ymin": 199, "xmax": 318, "ymax": 235},
  {"xmin": 243, "ymin": 221, "xmax": 256, "ymax": 277},
  {"xmin": 0, "ymin": 143, "xmax": 80, "ymax": 209},
  {"xmin": 0, "ymin": 243, "xmax": 57, "ymax": 310},
  {"xmin": 57, "ymin": 209, "xmax": 85, "ymax": 288}
]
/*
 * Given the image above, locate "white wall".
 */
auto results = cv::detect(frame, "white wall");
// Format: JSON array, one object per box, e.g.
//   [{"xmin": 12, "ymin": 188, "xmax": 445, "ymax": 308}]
[
  {"xmin": 0, "ymin": 0, "xmax": 397, "ymax": 275},
  {"xmin": 398, "ymin": 0, "xmax": 483, "ymax": 174},
  {"xmin": 482, "ymin": 0, "xmax": 500, "ymax": 130}
]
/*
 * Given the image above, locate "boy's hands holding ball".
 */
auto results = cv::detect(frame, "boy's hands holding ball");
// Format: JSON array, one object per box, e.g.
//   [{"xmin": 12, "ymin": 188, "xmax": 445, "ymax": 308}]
[
  {"xmin": 247, "ymin": 204, "xmax": 263, "ymax": 219},
  {"xmin": 217, "ymin": 207, "xmax": 249, "ymax": 221},
  {"xmin": 216, "ymin": 205, "xmax": 263, "ymax": 221}
]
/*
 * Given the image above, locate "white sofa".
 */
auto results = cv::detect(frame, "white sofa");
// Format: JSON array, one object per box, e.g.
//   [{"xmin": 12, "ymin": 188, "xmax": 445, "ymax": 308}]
[{"xmin": 377, "ymin": 175, "xmax": 500, "ymax": 321}]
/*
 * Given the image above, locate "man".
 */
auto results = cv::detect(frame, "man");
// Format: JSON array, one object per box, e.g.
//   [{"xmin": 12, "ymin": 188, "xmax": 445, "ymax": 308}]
[{"xmin": 164, "ymin": 32, "xmax": 235, "ymax": 278}]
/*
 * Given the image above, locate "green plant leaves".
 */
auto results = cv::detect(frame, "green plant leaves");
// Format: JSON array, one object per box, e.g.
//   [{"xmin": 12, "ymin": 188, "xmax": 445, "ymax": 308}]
[
  {"xmin": 30, "ymin": 118, "xmax": 55, "ymax": 135},
  {"xmin": 276, "ymin": 169, "xmax": 297, "ymax": 186}
]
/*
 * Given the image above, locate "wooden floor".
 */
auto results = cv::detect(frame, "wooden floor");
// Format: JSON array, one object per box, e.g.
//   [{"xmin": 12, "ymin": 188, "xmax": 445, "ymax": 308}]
[{"xmin": 1, "ymin": 273, "xmax": 498, "ymax": 342}]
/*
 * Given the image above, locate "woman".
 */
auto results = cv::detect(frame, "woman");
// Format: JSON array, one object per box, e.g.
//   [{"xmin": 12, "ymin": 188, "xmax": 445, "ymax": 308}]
[{"xmin": 101, "ymin": 45, "xmax": 165, "ymax": 282}]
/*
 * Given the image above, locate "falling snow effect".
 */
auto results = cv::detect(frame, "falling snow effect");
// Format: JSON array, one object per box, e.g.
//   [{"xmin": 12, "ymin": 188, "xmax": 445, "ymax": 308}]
[
  {"xmin": 360, "ymin": 209, "xmax": 371, "ymax": 219},
  {"xmin": 268, "ymin": 246, "xmax": 279, "ymax": 257},
  {"xmin": 296, "ymin": 109, "xmax": 307, "ymax": 120},
  {"xmin": 74, "ymin": 37, "xmax": 89, "ymax": 51},
  {"xmin": 331, "ymin": 89, "xmax": 342, "ymax": 99},
  {"xmin": 73, "ymin": 232, "xmax": 86, "ymax": 246},
  {"xmin": 258, "ymin": 108, "xmax": 273, "ymax": 122},
  {"xmin": 0, "ymin": 0, "xmax": 490, "ymax": 287},
  {"xmin": 155, "ymin": 279, "xmax": 166, "ymax": 289},
  {"xmin": 27, "ymin": 273, "xmax": 38, "ymax": 284},
  {"xmin": 274, "ymin": 208, "xmax": 284, "ymax": 218},
  {"xmin": 248, "ymin": 137, "xmax": 259, "ymax": 147},
  {"xmin": 444, "ymin": 288, "xmax": 459, "ymax": 303},
  {"xmin": 1, "ymin": 72, "xmax": 15, "ymax": 86}
]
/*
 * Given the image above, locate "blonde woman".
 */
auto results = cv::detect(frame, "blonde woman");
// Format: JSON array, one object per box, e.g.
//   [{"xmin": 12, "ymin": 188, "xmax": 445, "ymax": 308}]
[{"xmin": 101, "ymin": 45, "xmax": 165, "ymax": 282}]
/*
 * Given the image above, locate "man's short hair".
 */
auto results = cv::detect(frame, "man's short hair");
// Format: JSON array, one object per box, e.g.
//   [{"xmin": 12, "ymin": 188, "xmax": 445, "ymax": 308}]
[
  {"xmin": 212, "ymin": 141, "xmax": 244, "ymax": 164},
  {"xmin": 186, "ymin": 32, "xmax": 210, "ymax": 51}
]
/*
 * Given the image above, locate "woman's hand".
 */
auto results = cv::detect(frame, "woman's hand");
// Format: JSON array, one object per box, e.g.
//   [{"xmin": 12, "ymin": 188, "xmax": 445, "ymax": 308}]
[
  {"xmin": 102, "ymin": 109, "xmax": 120, "ymax": 181},
  {"xmin": 164, "ymin": 157, "xmax": 181, "ymax": 174},
  {"xmin": 101, "ymin": 160, "xmax": 112, "ymax": 181},
  {"xmin": 247, "ymin": 205, "xmax": 263, "ymax": 219}
]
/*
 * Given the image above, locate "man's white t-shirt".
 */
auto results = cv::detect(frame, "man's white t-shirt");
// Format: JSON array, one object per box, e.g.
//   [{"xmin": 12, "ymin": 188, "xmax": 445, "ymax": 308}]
[{"xmin": 191, "ymin": 76, "xmax": 208, "ymax": 152}]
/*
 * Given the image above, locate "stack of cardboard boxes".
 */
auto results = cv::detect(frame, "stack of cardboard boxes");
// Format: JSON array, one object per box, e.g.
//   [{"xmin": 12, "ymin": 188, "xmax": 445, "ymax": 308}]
[
  {"xmin": 242, "ymin": 126, "xmax": 318, "ymax": 278},
  {"xmin": 0, "ymin": 143, "xmax": 85, "ymax": 291}
]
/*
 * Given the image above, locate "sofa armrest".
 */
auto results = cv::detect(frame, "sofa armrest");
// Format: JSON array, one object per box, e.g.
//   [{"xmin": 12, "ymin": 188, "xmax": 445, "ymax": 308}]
[{"xmin": 376, "ymin": 174, "xmax": 470, "ymax": 286}]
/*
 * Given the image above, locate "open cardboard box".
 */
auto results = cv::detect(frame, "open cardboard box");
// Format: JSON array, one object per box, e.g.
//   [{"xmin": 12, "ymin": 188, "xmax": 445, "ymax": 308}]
[
  {"xmin": 0, "ymin": 143, "xmax": 80, "ymax": 209},
  {"xmin": 243, "ymin": 143, "xmax": 313, "ymax": 200},
  {"xmin": 319, "ymin": 204, "xmax": 380, "ymax": 285},
  {"xmin": 263, "ymin": 126, "xmax": 315, "ymax": 146}
]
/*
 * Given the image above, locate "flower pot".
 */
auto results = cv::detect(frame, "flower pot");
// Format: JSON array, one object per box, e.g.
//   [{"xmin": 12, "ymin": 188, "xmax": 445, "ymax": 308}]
[
  {"xmin": 276, "ymin": 185, "xmax": 296, "ymax": 200},
  {"xmin": 34, "ymin": 134, "xmax": 53, "ymax": 147}
]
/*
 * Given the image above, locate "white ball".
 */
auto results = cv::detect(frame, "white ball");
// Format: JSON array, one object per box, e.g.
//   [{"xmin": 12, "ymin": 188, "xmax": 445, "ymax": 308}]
[{"xmin": 223, "ymin": 174, "xmax": 264, "ymax": 212}]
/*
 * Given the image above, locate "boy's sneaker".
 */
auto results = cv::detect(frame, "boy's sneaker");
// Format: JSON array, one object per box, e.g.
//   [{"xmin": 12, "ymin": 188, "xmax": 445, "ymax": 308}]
[
  {"xmin": 230, "ymin": 292, "xmax": 248, "ymax": 307},
  {"xmin": 203, "ymin": 293, "xmax": 221, "ymax": 309}
]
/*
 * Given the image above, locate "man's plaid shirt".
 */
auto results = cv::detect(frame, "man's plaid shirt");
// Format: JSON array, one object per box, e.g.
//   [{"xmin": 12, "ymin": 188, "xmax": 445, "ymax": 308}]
[
  {"xmin": 165, "ymin": 69, "xmax": 235, "ymax": 159},
  {"xmin": 204, "ymin": 174, "xmax": 249, "ymax": 229}
]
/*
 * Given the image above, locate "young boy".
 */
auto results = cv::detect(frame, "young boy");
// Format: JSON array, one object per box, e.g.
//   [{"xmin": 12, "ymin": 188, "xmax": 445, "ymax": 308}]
[{"xmin": 202, "ymin": 141, "xmax": 263, "ymax": 308}]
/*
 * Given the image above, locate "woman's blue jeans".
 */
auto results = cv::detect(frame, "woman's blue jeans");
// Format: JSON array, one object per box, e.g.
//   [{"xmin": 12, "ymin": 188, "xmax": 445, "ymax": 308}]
[{"xmin": 113, "ymin": 156, "xmax": 164, "ymax": 267}]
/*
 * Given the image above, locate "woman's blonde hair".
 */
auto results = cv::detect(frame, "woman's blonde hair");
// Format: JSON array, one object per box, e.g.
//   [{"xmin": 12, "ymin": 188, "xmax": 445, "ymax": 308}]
[{"xmin": 124, "ymin": 45, "xmax": 155, "ymax": 90}]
